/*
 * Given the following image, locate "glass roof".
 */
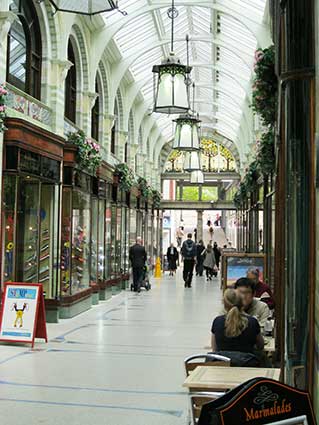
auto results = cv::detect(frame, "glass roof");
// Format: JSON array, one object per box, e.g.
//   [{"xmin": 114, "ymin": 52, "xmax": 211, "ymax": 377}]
[{"xmin": 103, "ymin": 0, "xmax": 268, "ymax": 145}]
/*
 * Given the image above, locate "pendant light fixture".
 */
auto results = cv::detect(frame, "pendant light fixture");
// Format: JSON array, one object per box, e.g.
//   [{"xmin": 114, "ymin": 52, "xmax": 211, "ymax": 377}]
[
  {"xmin": 46, "ymin": 0, "xmax": 118, "ymax": 15},
  {"xmin": 152, "ymin": 1, "xmax": 192, "ymax": 114},
  {"xmin": 183, "ymin": 151, "xmax": 202, "ymax": 172},
  {"xmin": 173, "ymin": 37, "xmax": 201, "ymax": 151},
  {"xmin": 190, "ymin": 170, "xmax": 204, "ymax": 184}
]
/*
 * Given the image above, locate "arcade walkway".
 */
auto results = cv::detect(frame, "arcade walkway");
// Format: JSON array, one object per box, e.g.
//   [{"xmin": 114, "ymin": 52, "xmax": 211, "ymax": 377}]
[{"xmin": 0, "ymin": 272, "xmax": 222, "ymax": 425}]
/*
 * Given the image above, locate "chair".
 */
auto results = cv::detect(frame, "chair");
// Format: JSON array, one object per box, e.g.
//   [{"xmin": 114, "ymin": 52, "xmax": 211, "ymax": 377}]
[
  {"xmin": 189, "ymin": 392, "xmax": 225, "ymax": 424},
  {"xmin": 184, "ymin": 353, "xmax": 231, "ymax": 377}
]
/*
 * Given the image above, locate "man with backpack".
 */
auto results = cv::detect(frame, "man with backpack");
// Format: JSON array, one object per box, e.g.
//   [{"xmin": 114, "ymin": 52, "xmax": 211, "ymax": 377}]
[{"xmin": 181, "ymin": 233, "xmax": 197, "ymax": 288}]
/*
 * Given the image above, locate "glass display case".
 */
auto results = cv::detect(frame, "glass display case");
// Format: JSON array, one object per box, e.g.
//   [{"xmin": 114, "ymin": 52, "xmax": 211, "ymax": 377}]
[
  {"xmin": 105, "ymin": 202, "xmax": 112, "ymax": 279},
  {"xmin": 2, "ymin": 148, "xmax": 61, "ymax": 298},
  {"xmin": 121, "ymin": 207, "xmax": 129, "ymax": 272},
  {"xmin": 90, "ymin": 197, "xmax": 99, "ymax": 283}
]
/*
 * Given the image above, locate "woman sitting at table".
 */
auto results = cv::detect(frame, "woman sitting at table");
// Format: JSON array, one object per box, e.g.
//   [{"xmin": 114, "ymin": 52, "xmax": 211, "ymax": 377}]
[{"xmin": 211, "ymin": 289, "xmax": 264, "ymax": 366}]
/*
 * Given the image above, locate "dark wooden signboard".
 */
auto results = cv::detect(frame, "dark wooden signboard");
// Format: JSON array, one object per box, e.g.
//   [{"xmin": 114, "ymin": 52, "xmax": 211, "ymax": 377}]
[{"xmin": 199, "ymin": 378, "xmax": 316, "ymax": 425}]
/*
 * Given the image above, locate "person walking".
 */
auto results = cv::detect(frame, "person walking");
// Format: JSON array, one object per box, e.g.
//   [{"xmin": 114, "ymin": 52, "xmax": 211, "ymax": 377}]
[
  {"xmin": 166, "ymin": 243, "xmax": 178, "ymax": 276},
  {"xmin": 129, "ymin": 237, "xmax": 147, "ymax": 293},
  {"xmin": 213, "ymin": 242, "xmax": 221, "ymax": 270},
  {"xmin": 209, "ymin": 226, "xmax": 214, "ymax": 240},
  {"xmin": 176, "ymin": 227, "xmax": 184, "ymax": 247},
  {"xmin": 202, "ymin": 243, "xmax": 216, "ymax": 281},
  {"xmin": 181, "ymin": 233, "xmax": 197, "ymax": 288},
  {"xmin": 196, "ymin": 240, "xmax": 205, "ymax": 276}
]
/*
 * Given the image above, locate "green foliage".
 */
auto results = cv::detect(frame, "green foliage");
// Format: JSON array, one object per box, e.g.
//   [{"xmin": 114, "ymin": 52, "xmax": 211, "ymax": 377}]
[
  {"xmin": 114, "ymin": 163, "xmax": 136, "ymax": 192},
  {"xmin": 152, "ymin": 190, "xmax": 162, "ymax": 208},
  {"xmin": 182, "ymin": 186, "xmax": 199, "ymax": 201},
  {"xmin": 251, "ymin": 46, "xmax": 278, "ymax": 127},
  {"xmin": 201, "ymin": 187, "xmax": 218, "ymax": 202},
  {"xmin": 138, "ymin": 177, "xmax": 152, "ymax": 198},
  {"xmin": 67, "ymin": 130, "xmax": 102, "ymax": 175},
  {"xmin": 256, "ymin": 129, "xmax": 275, "ymax": 175}
]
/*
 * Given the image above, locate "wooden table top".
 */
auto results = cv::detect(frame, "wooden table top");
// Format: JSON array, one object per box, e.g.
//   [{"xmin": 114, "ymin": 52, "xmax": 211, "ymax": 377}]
[
  {"xmin": 183, "ymin": 366, "xmax": 281, "ymax": 390},
  {"xmin": 204, "ymin": 337, "xmax": 275, "ymax": 353}
]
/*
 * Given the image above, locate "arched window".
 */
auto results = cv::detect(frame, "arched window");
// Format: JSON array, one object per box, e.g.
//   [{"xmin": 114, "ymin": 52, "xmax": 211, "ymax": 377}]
[
  {"xmin": 111, "ymin": 99, "xmax": 118, "ymax": 155},
  {"xmin": 124, "ymin": 142, "xmax": 128, "ymax": 163},
  {"xmin": 91, "ymin": 79, "xmax": 100, "ymax": 141},
  {"xmin": 7, "ymin": 0, "xmax": 42, "ymax": 99},
  {"xmin": 65, "ymin": 39, "xmax": 77, "ymax": 123}
]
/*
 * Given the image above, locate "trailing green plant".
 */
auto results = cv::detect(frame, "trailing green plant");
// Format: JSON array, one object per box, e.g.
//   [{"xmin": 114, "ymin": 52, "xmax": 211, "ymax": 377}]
[
  {"xmin": 67, "ymin": 130, "xmax": 102, "ymax": 174},
  {"xmin": 251, "ymin": 46, "xmax": 277, "ymax": 127},
  {"xmin": 114, "ymin": 163, "xmax": 136, "ymax": 192},
  {"xmin": 233, "ymin": 181, "xmax": 248, "ymax": 209},
  {"xmin": 256, "ymin": 129, "xmax": 275, "ymax": 175},
  {"xmin": 243, "ymin": 160, "xmax": 260, "ymax": 193},
  {"xmin": 0, "ymin": 84, "xmax": 8, "ymax": 132},
  {"xmin": 152, "ymin": 189, "xmax": 162, "ymax": 208},
  {"xmin": 138, "ymin": 177, "xmax": 152, "ymax": 198}
]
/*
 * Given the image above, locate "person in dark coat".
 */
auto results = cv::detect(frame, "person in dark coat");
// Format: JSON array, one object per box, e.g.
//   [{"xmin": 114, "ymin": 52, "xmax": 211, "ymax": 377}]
[
  {"xmin": 181, "ymin": 233, "xmax": 197, "ymax": 288},
  {"xmin": 166, "ymin": 243, "xmax": 178, "ymax": 276},
  {"xmin": 196, "ymin": 240, "xmax": 205, "ymax": 276},
  {"xmin": 213, "ymin": 242, "xmax": 221, "ymax": 270},
  {"xmin": 129, "ymin": 237, "xmax": 147, "ymax": 293}
]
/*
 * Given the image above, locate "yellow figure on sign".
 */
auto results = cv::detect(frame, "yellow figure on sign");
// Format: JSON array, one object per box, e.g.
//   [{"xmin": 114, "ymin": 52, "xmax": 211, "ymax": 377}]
[{"xmin": 11, "ymin": 303, "xmax": 28, "ymax": 328}]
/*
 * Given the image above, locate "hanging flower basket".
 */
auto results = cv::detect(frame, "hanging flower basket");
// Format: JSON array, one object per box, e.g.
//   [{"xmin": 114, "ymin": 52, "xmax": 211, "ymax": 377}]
[
  {"xmin": 67, "ymin": 130, "xmax": 102, "ymax": 174},
  {"xmin": 114, "ymin": 163, "xmax": 136, "ymax": 192},
  {"xmin": 138, "ymin": 177, "xmax": 152, "ymax": 199},
  {"xmin": 243, "ymin": 160, "xmax": 260, "ymax": 193},
  {"xmin": 152, "ymin": 190, "xmax": 162, "ymax": 208},
  {"xmin": 251, "ymin": 46, "xmax": 278, "ymax": 128},
  {"xmin": 0, "ymin": 84, "xmax": 8, "ymax": 132}
]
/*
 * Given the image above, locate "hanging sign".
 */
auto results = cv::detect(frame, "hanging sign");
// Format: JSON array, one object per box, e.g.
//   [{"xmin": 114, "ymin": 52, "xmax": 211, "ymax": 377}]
[
  {"xmin": 199, "ymin": 378, "xmax": 316, "ymax": 425},
  {"xmin": 0, "ymin": 283, "xmax": 48, "ymax": 348}
]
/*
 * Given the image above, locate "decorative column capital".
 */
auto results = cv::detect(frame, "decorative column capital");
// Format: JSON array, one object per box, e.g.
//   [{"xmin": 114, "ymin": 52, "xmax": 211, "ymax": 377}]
[{"xmin": 52, "ymin": 59, "xmax": 73, "ymax": 84}]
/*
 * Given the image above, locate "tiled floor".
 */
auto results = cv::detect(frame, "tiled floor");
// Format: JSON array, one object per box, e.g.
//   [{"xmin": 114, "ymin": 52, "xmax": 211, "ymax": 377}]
[{"xmin": 0, "ymin": 270, "xmax": 222, "ymax": 425}]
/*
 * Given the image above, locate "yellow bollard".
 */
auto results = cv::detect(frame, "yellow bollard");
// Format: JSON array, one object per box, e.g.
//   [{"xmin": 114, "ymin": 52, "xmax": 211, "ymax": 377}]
[{"xmin": 154, "ymin": 257, "xmax": 162, "ymax": 278}]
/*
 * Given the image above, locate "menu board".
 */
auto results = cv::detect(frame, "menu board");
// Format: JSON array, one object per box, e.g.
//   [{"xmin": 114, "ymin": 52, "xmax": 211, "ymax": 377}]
[
  {"xmin": 222, "ymin": 253, "xmax": 265, "ymax": 290},
  {"xmin": 0, "ymin": 283, "xmax": 47, "ymax": 347}
]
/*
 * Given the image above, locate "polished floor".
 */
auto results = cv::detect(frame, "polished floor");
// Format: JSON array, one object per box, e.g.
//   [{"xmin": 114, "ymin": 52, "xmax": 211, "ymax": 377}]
[{"xmin": 0, "ymin": 270, "xmax": 222, "ymax": 425}]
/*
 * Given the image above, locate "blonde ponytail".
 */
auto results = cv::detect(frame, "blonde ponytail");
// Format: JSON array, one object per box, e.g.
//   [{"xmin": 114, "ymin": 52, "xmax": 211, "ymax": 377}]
[{"xmin": 224, "ymin": 289, "xmax": 248, "ymax": 337}]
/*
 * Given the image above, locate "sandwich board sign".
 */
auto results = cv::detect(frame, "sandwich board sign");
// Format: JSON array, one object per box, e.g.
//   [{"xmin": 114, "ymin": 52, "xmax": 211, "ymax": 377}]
[{"xmin": 0, "ymin": 283, "xmax": 48, "ymax": 348}]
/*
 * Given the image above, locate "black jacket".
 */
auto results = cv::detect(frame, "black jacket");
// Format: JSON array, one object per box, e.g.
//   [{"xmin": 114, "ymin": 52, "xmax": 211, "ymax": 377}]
[
  {"xmin": 129, "ymin": 244, "xmax": 147, "ymax": 268},
  {"xmin": 181, "ymin": 239, "xmax": 196, "ymax": 259}
]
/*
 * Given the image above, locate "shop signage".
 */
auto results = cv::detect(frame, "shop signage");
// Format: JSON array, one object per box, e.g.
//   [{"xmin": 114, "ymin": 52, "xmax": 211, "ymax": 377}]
[
  {"xmin": 199, "ymin": 378, "xmax": 316, "ymax": 425},
  {"xmin": 0, "ymin": 283, "xmax": 48, "ymax": 348},
  {"xmin": 222, "ymin": 253, "xmax": 265, "ymax": 290}
]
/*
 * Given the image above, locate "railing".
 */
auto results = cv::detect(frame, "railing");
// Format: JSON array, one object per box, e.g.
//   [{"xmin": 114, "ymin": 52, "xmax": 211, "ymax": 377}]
[
  {"xmin": 6, "ymin": 83, "xmax": 53, "ymax": 127},
  {"xmin": 64, "ymin": 118, "xmax": 81, "ymax": 136}
]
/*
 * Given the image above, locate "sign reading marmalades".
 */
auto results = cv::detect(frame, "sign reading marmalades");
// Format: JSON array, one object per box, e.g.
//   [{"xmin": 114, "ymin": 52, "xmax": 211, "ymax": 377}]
[{"xmin": 0, "ymin": 283, "xmax": 47, "ymax": 347}]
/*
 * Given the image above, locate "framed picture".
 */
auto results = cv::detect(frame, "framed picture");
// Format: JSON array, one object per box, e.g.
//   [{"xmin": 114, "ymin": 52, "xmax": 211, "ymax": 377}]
[{"xmin": 222, "ymin": 253, "xmax": 266, "ymax": 290}]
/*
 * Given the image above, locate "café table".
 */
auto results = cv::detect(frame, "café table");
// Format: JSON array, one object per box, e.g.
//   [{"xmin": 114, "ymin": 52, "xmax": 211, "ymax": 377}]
[
  {"xmin": 204, "ymin": 336, "xmax": 275, "ymax": 354},
  {"xmin": 183, "ymin": 366, "xmax": 281, "ymax": 392}
]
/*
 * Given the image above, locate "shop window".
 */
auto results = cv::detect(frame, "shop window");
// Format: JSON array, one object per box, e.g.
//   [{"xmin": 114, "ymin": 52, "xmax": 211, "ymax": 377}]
[
  {"xmin": 182, "ymin": 186, "xmax": 199, "ymax": 201},
  {"xmin": 65, "ymin": 39, "xmax": 77, "ymax": 123},
  {"xmin": 91, "ymin": 79, "xmax": 100, "ymax": 141},
  {"xmin": 7, "ymin": 0, "xmax": 42, "ymax": 99}
]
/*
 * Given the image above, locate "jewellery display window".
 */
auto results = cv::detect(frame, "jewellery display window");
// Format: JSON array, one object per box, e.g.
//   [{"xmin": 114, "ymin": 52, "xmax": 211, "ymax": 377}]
[
  {"xmin": 90, "ymin": 197, "xmax": 98, "ymax": 283},
  {"xmin": 110, "ymin": 205, "xmax": 117, "ymax": 277},
  {"xmin": 61, "ymin": 187, "xmax": 91, "ymax": 295},
  {"xmin": 121, "ymin": 207, "xmax": 129, "ymax": 272},
  {"xmin": 2, "ymin": 174, "xmax": 60, "ymax": 298},
  {"xmin": 97, "ymin": 198, "xmax": 106, "ymax": 281},
  {"xmin": 129, "ymin": 208, "xmax": 137, "ymax": 248}
]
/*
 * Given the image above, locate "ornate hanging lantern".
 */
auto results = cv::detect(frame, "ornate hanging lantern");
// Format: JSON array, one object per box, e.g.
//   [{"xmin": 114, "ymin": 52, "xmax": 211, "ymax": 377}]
[
  {"xmin": 190, "ymin": 170, "xmax": 204, "ymax": 184},
  {"xmin": 183, "ymin": 151, "xmax": 201, "ymax": 172},
  {"xmin": 46, "ymin": 0, "xmax": 118, "ymax": 15},
  {"xmin": 152, "ymin": 1, "xmax": 192, "ymax": 114},
  {"xmin": 173, "ymin": 113, "xmax": 201, "ymax": 151}
]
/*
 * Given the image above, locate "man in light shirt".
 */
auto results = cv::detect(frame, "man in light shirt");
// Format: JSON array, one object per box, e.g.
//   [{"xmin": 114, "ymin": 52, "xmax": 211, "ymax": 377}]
[{"xmin": 234, "ymin": 278, "xmax": 271, "ymax": 327}]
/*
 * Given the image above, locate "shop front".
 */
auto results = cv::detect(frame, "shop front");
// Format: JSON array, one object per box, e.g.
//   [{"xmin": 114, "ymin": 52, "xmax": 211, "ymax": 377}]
[{"xmin": 2, "ymin": 118, "xmax": 64, "ymax": 321}]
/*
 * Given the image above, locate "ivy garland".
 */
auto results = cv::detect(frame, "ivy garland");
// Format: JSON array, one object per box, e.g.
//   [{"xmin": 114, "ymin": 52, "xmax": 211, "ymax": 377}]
[
  {"xmin": 67, "ymin": 130, "xmax": 102, "ymax": 174},
  {"xmin": 0, "ymin": 84, "xmax": 8, "ymax": 132},
  {"xmin": 114, "ymin": 163, "xmax": 136, "ymax": 192},
  {"xmin": 152, "ymin": 190, "xmax": 162, "ymax": 208},
  {"xmin": 138, "ymin": 177, "xmax": 152, "ymax": 199}
]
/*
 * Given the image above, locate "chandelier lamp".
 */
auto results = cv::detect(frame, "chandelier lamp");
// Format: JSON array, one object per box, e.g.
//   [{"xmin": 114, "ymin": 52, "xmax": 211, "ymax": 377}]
[
  {"xmin": 183, "ymin": 151, "xmax": 202, "ymax": 172},
  {"xmin": 152, "ymin": 0, "xmax": 192, "ymax": 114},
  {"xmin": 45, "ymin": 0, "xmax": 118, "ymax": 15},
  {"xmin": 190, "ymin": 170, "xmax": 204, "ymax": 184}
]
